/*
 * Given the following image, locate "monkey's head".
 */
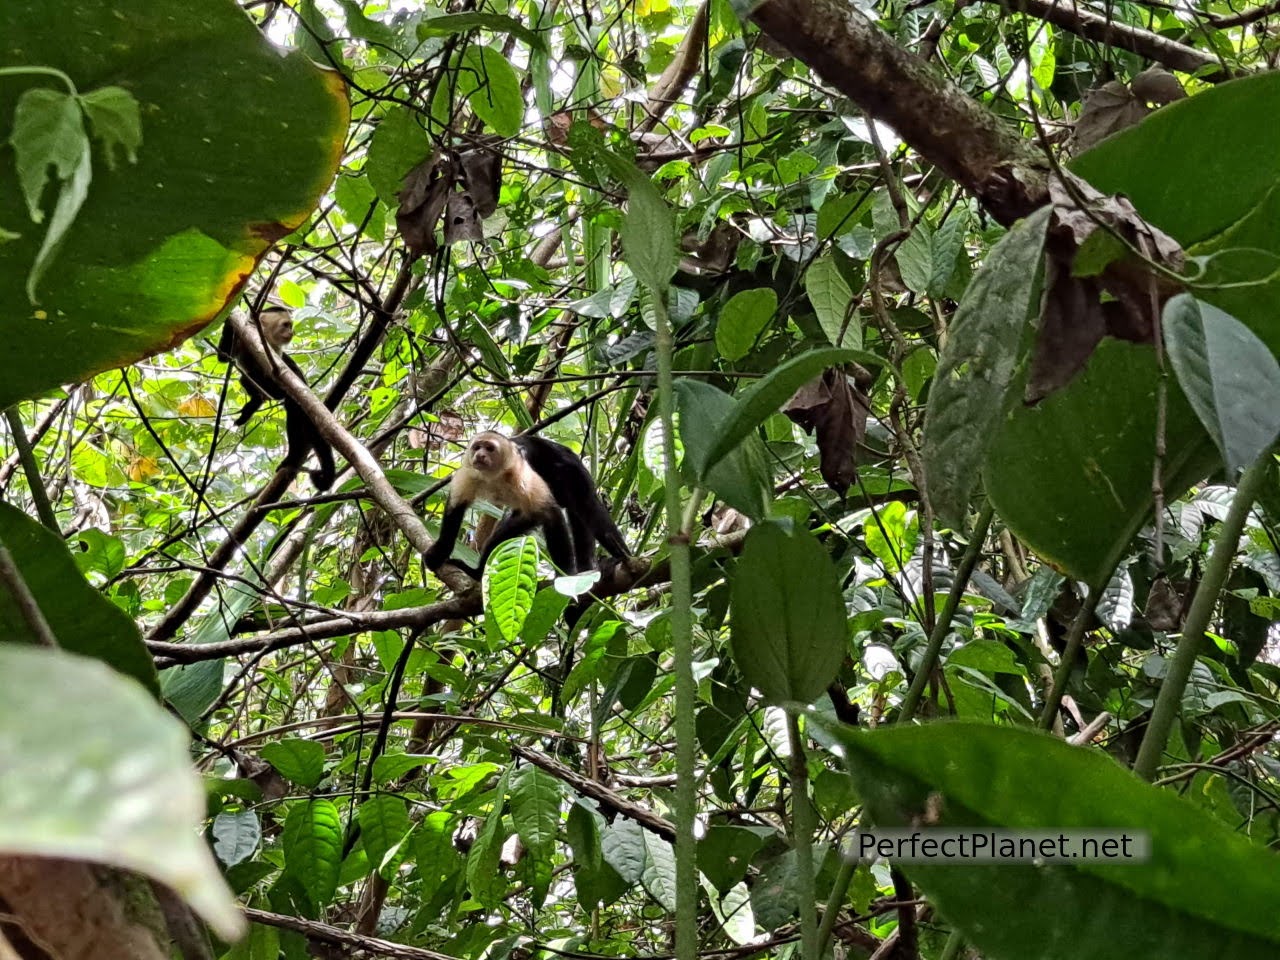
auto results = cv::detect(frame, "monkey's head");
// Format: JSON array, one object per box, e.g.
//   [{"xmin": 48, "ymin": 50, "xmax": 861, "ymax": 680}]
[
  {"xmin": 256, "ymin": 305, "xmax": 295, "ymax": 349},
  {"xmin": 465, "ymin": 431, "xmax": 512, "ymax": 473}
]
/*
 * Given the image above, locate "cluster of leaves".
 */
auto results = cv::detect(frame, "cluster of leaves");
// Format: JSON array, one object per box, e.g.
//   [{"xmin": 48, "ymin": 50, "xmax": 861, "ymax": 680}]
[{"xmin": 3, "ymin": 0, "xmax": 1280, "ymax": 958}]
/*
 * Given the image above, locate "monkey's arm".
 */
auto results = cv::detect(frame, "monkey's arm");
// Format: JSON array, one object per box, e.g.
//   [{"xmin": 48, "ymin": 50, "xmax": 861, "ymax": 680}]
[{"xmin": 425, "ymin": 494, "xmax": 470, "ymax": 571}]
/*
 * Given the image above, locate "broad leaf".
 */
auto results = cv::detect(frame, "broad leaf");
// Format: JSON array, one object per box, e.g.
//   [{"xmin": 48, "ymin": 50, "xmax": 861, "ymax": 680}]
[
  {"xmin": 0, "ymin": 645, "xmax": 243, "ymax": 939},
  {"xmin": 676, "ymin": 380, "xmax": 772, "ymax": 517},
  {"xmin": 1163, "ymin": 296, "xmax": 1280, "ymax": 474},
  {"xmin": 716, "ymin": 287, "xmax": 777, "ymax": 361},
  {"xmin": 824, "ymin": 722, "xmax": 1280, "ymax": 960},
  {"xmin": 282, "ymin": 799, "xmax": 343, "ymax": 910},
  {"xmin": 261, "ymin": 739, "xmax": 326, "ymax": 789},
  {"xmin": 0, "ymin": 502, "xmax": 155, "ymax": 693},
  {"xmin": 805, "ymin": 253, "xmax": 860, "ymax": 348},
  {"xmin": 458, "ymin": 45, "xmax": 523, "ymax": 137},
  {"xmin": 728, "ymin": 524, "xmax": 846, "ymax": 704},
  {"xmin": 358, "ymin": 795, "xmax": 412, "ymax": 875},
  {"xmin": 923, "ymin": 207, "xmax": 1049, "ymax": 527},
  {"xmin": 0, "ymin": 0, "xmax": 348, "ymax": 407},
  {"xmin": 484, "ymin": 536, "xmax": 540, "ymax": 643}
]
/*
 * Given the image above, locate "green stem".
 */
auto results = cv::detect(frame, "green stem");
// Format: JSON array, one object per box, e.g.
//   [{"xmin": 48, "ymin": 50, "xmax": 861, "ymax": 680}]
[
  {"xmin": 0, "ymin": 65, "xmax": 78, "ymax": 95},
  {"xmin": 1134, "ymin": 448, "xmax": 1273, "ymax": 780},
  {"xmin": 899, "ymin": 501, "xmax": 995, "ymax": 723},
  {"xmin": 4, "ymin": 407, "xmax": 58, "ymax": 533},
  {"xmin": 786, "ymin": 713, "xmax": 819, "ymax": 960},
  {"xmin": 816, "ymin": 853, "xmax": 855, "ymax": 955},
  {"xmin": 651, "ymin": 290, "xmax": 697, "ymax": 960}
]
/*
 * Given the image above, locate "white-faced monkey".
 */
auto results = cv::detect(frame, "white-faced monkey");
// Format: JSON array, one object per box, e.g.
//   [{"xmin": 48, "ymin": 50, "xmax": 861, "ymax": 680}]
[
  {"xmin": 215, "ymin": 305, "xmax": 337, "ymax": 491},
  {"xmin": 425, "ymin": 431, "xmax": 630, "ymax": 579}
]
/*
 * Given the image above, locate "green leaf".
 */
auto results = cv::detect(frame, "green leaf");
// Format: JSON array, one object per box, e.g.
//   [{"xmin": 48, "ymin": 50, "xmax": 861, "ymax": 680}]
[
  {"xmin": 283, "ymin": 799, "xmax": 343, "ymax": 910},
  {"xmin": 10, "ymin": 87, "xmax": 85, "ymax": 223},
  {"xmin": 0, "ymin": 0, "xmax": 348, "ymax": 406},
  {"xmin": 728, "ymin": 524, "xmax": 847, "ymax": 704},
  {"xmin": 0, "ymin": 501, "xmax": 156, "ymax": 693},
  {"xmin": 862, "ymin": 501, "xmax": 918, "ymax": 575},
  {"xmin": 484, "ymin": 536, "xmax": 540, "ymax": 642},
  {"xmin": 716, "ymin": 287, "xmax": 777, "ymax": 360},
  {"xmin": 510, "ymin": 764, "xmax": 563, "ymax": 857},
  {"xmin": 466, "ymin": 811, "xmax": 509, "ymax": 908},
  {"xmin": 260, "ymin": 738, "xmax": 326, "ymax": 789},
  {"xmin": 601, "ymin": 817, "xmax": 647, "ymax": 884},
  {"xmin": 367, "ymin": 106, "xmax": 431, "ymax": 206},
  {"xmin": 590, "ymin": 151, "xmax": 676, "ymax": 293},
  {"xmin": 1071, "ymin": 71, "xmax": 1280, "ymax": 247},
  {"xmin": 459, "ymin": 46, "xmax": 523, "ymax": 137},
  {"xmin": 823, "ymin": 722, "xmax": 1280, "ymax": 960},
  {"xmin": 78, "ymin": 85, "xmax": 143, "ymax": 167},
  {"xmin": 985, "ymin": 339, "xmax": 1215, "ymax": 584},
  {"xmin": 419, "ymin": 12, "xmax": 548, "ymax": 50},
  {"xmin": 1162, "ymin": 295, "xmax": 1280, "ymax": 474},
  {"xmin": 896, "ymin": 220, "xmax": 933, "ymax": 294},
  {"xmin": 699, "ymin": 825, "xmax": 773, "ymax": 893},
  {"xmin": 929, "ymin": 210, "xmax": 969, "ymax": 296},
  {"xmin": 520, "ymin": 586, "xmax": 571, "ymax": 643},
  {"xmin": 211, "ymin": 810, "xmax": 261, "ymax": 867},
  {"xmin": 0, "ymin": 645, "xmax": 244, "ymax": 940},
  {"xmin": 676, "ymin": 380, "xmax": 772, "ymax": 517},
  {"xmin": 701, "ymin": 347, "xmax": 881, "ymax": 476},
  {"xmin": 568, "ymin": 801, "xmax": 629, "ymax": 907},
  {"xmin": 923, "ymin": 207, "xmax": 1050, "ymax": 527},
  {"xmin": 358, "ymin": 795, "xmax": 412, "ymax": 875},
  {"xmin": 804, "ymin": 254, "xmax": 860, "ymax": 348}
]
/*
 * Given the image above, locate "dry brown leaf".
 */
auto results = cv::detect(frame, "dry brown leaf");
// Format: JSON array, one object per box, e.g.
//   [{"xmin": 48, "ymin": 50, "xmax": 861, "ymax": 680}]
[{"xmin": 783, "ymin": 367, "xmax": 871, "ymax": 495}]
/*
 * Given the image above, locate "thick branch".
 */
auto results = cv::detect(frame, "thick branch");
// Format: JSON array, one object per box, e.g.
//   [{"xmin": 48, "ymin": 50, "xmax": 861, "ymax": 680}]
[
  {"xmin": 751, "ymin": 0, "xmax": 1050, "ymax": 224},
  {"xmin": 1007, "ymin": 0, "xmax": 1230, "ymax": 82}
]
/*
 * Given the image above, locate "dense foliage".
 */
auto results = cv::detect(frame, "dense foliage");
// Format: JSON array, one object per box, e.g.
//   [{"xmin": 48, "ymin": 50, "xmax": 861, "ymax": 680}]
[{"xmin": 3, "ymin": 0, "xmax": 1280, "ymax": 958}]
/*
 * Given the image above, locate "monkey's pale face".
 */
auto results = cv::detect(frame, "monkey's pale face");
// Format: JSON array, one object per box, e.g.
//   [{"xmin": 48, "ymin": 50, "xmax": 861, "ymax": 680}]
[
  {"xmin": 258, "ymin": 308, "xmax": 295, "ymax": 348},
  {"xmin": 466, "ymin": 433, "xmax": 509, "ymax": 472}
]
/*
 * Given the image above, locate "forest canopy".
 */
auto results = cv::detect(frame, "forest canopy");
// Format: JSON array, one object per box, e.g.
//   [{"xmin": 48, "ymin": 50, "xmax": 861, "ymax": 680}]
[{"xmin": 2, "ymin": 0, "xmax": 1280, "ymax": 958}]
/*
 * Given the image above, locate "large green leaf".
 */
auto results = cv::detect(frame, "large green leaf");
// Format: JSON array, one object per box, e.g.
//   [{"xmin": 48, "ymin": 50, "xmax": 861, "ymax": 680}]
[
  {"xmin": 824, "ymin": 722, "xmax": 1280, "ymax": 960},
  {"xmin": 985, "ymin": 341, "xmax": 1215, "ymax": 584},
  {"xmin": 0, "ymin": 0, "xmax": 348, "ymax": 407},
  {"xmin": 0, "ymin": 502, "xmax": 156, "ymax": 693},
  {"xmin": 0, "ymin": 645, "xmax": 243, "ymax": 940},
  {"xmin": 1071, "ymin": 72, "xmax": 1280, "ymax": 247},
  {"xmin": 1163, "ymin": 295, "xmax": 1280, "ymax": 474},
  {"xmin": 282, "ymin": 799, "xmax": 343, "ymax": 910},
  {"xmin": 728, "ymin": 524, "xmax": 846, "ymax": 705},
  {"xmin": 923, "ymin": 207, "xmax": 1049, "ymax": 527}
]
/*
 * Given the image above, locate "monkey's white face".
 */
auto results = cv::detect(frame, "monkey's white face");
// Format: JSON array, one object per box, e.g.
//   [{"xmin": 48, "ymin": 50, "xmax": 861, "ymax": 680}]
[
  {"xmin": 258, "ymin": 308, "xmax": 295, "ymax": 348},
  {"xmin": 466, "ymin": 433, "xmax": 508, "ymax": 472}
]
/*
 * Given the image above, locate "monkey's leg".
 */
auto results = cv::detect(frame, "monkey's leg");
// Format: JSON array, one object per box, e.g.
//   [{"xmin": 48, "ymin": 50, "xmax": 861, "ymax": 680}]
[
  {"xmin": 280, "ymin": 400, "xmax": 334, "ymax": 490},
  {"xmin": 234, "ymin": 389, "xmax": 265, "ymax": 427},
  {"xmin": 425, "ymin": 500, "xmax": 471, "ymax": 571},
  {"xmin": 541, "ymin": 509, "xmax": 578, "ymax": 574}
]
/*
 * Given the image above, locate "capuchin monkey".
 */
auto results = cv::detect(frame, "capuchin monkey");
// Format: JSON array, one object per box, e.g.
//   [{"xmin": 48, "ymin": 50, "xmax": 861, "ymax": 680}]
[
  {"xmin": 425, "ymin": 431, "xmax": 630, "ymax": 579},
  {"xmin": 215, "ymin": 305, "xmax": 337, "ymax": 491}
]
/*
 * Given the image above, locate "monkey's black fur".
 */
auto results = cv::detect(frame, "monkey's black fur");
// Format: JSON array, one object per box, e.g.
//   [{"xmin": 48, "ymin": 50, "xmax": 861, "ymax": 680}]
[
  {"xmin": 215, "ymin": 309, "xmax": 336, "ymax": 491},
  {"xmin": 425, "ymin": 432, "xmax": 629, "ymax": 579}
]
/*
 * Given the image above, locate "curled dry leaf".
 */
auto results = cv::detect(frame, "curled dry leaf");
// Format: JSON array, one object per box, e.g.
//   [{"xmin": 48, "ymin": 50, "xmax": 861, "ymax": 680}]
[
  {"xmin": 458, "ymin": 137, "xmax": 503, "ymax": 218},
  {"xmin": 1067, "ymin": 69, "xmax": 1183, "ymax": 156},
  {"xmin": 396, "ymin": 153, "xmax": 454, "ymax": 258},
  {"xmin": 1143, "ymin": 575, "xmax": 1183, "ymax": 632},
  {"xmin": 1026, "ymin": 174, "xmax": 1184, "ymax": 403},
  {"xmin": 783, "ymin": 366, "xmax": 873, "ymax": 496}
]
